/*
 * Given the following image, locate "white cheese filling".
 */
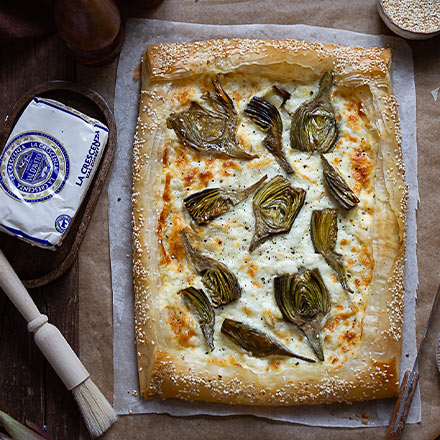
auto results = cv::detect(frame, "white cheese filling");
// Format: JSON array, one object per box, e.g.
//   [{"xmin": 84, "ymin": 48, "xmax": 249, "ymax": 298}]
[{"xmin": 156, "ymin": 73, "xmax": 376, "ymax": 373}]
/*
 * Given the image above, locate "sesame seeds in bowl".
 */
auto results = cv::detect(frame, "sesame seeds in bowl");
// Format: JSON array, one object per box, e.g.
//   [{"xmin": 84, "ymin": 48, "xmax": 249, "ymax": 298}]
[{"xmin": 377, "ymin": 0, "xmax": 440, "ymax": 40}]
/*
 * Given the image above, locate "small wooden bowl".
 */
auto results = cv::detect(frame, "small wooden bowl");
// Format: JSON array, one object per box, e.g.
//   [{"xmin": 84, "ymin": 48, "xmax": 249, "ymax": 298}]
[
  {"xmin": 377, "ymin": 0, "xmax": 440, "ymax": 40},
  {"xmin": 0, "ymin": 81, "xmax": 116, "ymax": 288}
]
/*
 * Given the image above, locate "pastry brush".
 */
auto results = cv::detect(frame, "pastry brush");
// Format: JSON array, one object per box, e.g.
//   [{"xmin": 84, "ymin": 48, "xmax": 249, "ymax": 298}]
[{"xmin": 0, "ymin": 249, "xmax": 117, "ymax": 437}]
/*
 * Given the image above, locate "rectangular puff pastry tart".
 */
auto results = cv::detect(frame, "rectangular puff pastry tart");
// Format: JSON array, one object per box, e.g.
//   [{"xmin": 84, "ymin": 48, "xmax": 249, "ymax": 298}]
[{"xmin": 132, "ymin": 38, "xmax": 407, "ymax": 406}]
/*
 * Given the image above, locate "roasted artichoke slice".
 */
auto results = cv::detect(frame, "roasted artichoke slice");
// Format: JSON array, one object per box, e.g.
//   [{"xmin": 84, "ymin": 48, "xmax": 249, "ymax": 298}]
[
  {"xmin": 184, "ymin": 175, "xmax": 267, "ymax": 225},
  {"xmin": 167, "ymin": 80, "xmax": 257, "ymax": 160},
  {"xmin": 310, "ymin": 208, "xmax": 338, "ymax": 255},
  {"xmin": 250, "ymin": 175, "xmax": 306, "ymax": 251},
  {"xmin": 290, "ymin": 71, "xmax": 339, "ymax": 153},
  {"xmin": 180, "ymin": 230, "xmax": 241, "ymax": 306},
  {"xmin": 244, "ymin": 96, "xmax": 294, "ymax": 174},
  {"xmin": 321, "ymin": 155, "xmax": 360, "ymax": 210},
  {"xmin": 311, "ymin": 209, "xmax": 353, "ymax": 293},
  {"xmin": 179, "ymin": 287, "xmax": 215, "ymax": 350},
  {"xmin": 221, "ymin": 318, "xmax": 315, "ymax": 362},
  {"xmin": 274, "ymin": 269, "xmax": 330, "ymax": 361}
]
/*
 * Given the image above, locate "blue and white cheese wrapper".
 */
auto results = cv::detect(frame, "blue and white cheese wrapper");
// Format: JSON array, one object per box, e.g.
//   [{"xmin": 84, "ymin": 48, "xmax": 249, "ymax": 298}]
[{"xmin": 0, "ymin": 97, "xmax": 108, "ymax": 249}]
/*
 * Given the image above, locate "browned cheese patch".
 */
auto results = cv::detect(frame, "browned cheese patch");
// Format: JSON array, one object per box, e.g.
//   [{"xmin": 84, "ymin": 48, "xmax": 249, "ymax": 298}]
[
  {"xmin": 166, "ymin": 306, "xmax": 197, "ymax": 348},
  {"xmin": 351, "ymin": 149, "xmax": 373, "ymax": 189}
]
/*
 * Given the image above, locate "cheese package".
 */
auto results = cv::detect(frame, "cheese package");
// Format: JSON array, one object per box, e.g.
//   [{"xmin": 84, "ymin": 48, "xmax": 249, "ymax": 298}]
[{"xmin": 0, "ymin": 97, "xmax": 108, "ymax": 249}]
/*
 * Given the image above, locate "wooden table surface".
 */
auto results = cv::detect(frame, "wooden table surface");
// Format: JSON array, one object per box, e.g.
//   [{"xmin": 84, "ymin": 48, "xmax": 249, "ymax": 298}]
[
  {"xmin": 0, "ymin": 35, "xmax": 81, "ymax": 439},
  {"xmin": 1, "ymin": 4, "xmax": 440, "ymax": 440}
]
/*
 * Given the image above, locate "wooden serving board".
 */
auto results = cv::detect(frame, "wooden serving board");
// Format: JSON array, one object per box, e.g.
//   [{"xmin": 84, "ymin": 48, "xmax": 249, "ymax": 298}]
[{"xmin": 0, "ymin": 80, "xmax": 116, "ymax": 288}]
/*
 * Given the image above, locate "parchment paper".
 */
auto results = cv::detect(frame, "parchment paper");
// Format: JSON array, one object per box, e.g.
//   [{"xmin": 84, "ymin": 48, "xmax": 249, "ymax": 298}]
[{"xmin": 109, "ymin": 18, "xmax": 420, "ymax": 427}]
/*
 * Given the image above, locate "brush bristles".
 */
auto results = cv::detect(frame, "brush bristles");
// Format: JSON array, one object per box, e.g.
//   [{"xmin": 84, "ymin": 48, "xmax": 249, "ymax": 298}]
[{"xmin": 72, "ymin": 378, "xmax": 117, "ymax": 437}]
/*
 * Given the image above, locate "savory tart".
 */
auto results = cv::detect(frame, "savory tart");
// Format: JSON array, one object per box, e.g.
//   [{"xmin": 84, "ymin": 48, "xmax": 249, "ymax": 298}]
[{"xmin": 132, "ymin": 38, "xmax": 406, "ymax": 405}]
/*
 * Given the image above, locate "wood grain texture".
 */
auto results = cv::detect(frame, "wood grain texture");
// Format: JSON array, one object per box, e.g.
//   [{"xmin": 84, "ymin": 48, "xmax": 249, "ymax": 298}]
[
  {"xmin": 0, "ymin": 34, "xmax": 80, "ymax": 440},
  {"xmin": 0, "ymin": 258, "xmax": 80, "ymax": 439},
  {"xmin": 385, "ymin": 370, "xmax": 420, "ymax": 440}
]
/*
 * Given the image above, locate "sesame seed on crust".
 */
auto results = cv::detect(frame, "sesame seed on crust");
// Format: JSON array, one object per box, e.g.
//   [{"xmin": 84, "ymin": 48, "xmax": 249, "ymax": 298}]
[{"xmin": 147, "ymin": 39, "xmax": 391, "ymax": 82}]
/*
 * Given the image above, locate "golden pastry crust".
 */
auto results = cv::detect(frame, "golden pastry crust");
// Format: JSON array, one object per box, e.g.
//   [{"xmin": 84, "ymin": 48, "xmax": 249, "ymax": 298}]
[{"xmin": 132, "ymin": 38, "xmax": 406, "ymax": 405}]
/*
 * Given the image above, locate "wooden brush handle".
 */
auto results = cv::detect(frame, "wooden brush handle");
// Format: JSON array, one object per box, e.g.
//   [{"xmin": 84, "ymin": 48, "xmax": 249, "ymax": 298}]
[
  {"xmin": 385, "ymin": 370, "xmax": 419, "ymax": 440},
  {"xmin": 0, "ymin": 249, "xmax": 89, "ymax": 390}
]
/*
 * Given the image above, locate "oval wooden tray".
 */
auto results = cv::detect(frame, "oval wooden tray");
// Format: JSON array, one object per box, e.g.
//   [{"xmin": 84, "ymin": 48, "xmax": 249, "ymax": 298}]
[{"xmin": 0, "ymin": 81, "xmax": 116, "ymax": 288}]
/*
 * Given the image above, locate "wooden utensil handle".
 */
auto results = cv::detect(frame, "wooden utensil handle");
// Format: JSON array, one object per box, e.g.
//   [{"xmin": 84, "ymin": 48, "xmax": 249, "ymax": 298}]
[
  {"xmin": 32, "ymin": 321, "xmax": 89, "ymax": 390},
  {"xmin": 385, "ymin": 370, "xmax": 419, "ymax": 440},
  {"xmin": 0, "ymin": 248, "xmax": 89, "ymax": 390}
]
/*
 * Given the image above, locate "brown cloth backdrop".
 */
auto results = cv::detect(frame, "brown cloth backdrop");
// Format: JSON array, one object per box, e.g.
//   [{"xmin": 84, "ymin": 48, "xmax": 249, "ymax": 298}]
[
  {"xmin": 74, "ymin": 1, "xmax": 440, "ymax": 439},
  {"xmin": 0, "ymin": 0, "xmax": 55, "ymax": 43}
]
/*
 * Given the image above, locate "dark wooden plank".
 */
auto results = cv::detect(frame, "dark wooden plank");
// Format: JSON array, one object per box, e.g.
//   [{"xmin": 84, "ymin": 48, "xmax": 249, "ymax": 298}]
[
  {"xmin": 0, "ymin": 35, "xmax": 74, "ymax": 124},
  {"xmin": 0, "ymin": 287, "xmax": 46, "ymax": 427},
  {"xmin": 0, "ymin": 257, "xmax": 80, "ymax": 439},
  {"xmin": 0, "ymin": 34, "xmax": 80, "ymax": 440},
  {"xmin": 35, "ymin": 256, "xmax": 81, "ymax": 440}
]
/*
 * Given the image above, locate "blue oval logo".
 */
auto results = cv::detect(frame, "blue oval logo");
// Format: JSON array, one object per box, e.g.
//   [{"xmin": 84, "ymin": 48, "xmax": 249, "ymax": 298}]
[
  {"xmin": 0, "ymin": 131, "xmax": 69, "ymax": 203},
  {"xmin": 55, "ymin": 214, "xmax": 72, "ymax": 233},
  {"xmin": 15, "ymin": 149, "xmax": 52, "ymax": 185}
]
